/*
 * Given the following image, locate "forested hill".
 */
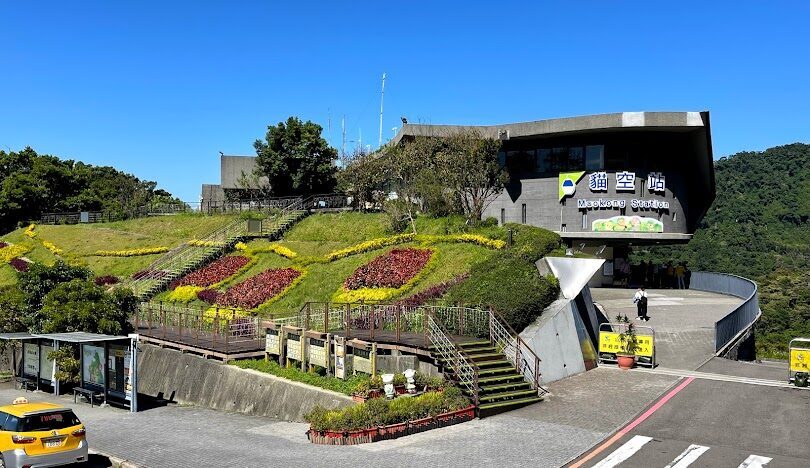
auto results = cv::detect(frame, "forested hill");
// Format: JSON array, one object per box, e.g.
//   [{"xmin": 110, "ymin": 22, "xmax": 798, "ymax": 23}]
[
  {"xmin": 0, "ymin": 147, "xmax": 179, "ymax": 234},
  {"xmin": 634, "ymin": 143, "xmax": 810, "ymax": 356}
]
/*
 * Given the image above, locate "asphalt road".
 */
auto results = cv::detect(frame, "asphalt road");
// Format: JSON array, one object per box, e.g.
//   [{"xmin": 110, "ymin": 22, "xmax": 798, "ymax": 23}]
[{"xmin": 573, "ymin": 378, "xmax": 810, "ymax": 467}]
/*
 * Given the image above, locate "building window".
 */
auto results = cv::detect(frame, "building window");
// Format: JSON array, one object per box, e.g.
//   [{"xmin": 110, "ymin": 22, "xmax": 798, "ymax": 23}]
[
  {"xmin": 568, "ymin": 147, "xmax": 584, "ymax": 171},
  {"xmin": 585, "ymin": 145, "xmax": 604, "ymax": 170},
  {"xmin": 500, "ymin": 208, "xmax": 505, "ymax": 225},
  {"xmin": 521, "ymin": 204, "xmax": 527, "ymax": 224},
  {"xmin": 537, "ymin": 149, "xmax": 551, "ymax": 173},
  {"xmin": 581, "ymin": 212, "xmax": 587, "ymax": 230}
]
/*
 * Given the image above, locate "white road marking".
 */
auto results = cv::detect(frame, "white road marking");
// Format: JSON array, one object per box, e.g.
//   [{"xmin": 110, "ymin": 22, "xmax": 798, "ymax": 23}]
[
  {"xmin": 664, "ymin": 444, "xmax": 710, "ymax": 467},
  {"xmin": 737, "ymin": 454, "xmax": 772, "ymax": 467},
  {"xmin": 592, "ymin": 435, "xmax": 653, "ymax": 468}
]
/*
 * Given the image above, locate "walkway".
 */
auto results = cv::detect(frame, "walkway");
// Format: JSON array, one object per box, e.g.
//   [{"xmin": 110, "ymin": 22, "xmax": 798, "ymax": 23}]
[{"xmin": 590, "ymin": 288, "xmax": 740, "ymax": 370}]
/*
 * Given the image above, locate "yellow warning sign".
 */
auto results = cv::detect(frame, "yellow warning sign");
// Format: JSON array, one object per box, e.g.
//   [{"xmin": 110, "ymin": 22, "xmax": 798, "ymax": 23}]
[
  {"xmin": 599, "ymin": 331, "xmax": 654, "ymax": 357},
  {"xmin": 790, "ymin": 348, "xmax": 809, "ymax": 372}
]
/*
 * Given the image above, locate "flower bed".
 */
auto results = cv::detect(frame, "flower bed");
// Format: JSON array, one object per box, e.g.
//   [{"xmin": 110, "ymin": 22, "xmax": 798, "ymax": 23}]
[
  {"xmin": 323, "ymin": 233, "xmax": 504, "ymax": 263},
  {"xmin": 9, "ymin": 257, "xmax": 30, "ymax": 272},
  {"xmin": 42, "ymin": 240, "xmax": 63, "ymax": 256},
  {"xmin": 325, "ymin": 234, "xmax": 416, "ymax": 261},
  {"xmin": 170, "ymin": 255, "xmax": 251, "ymax": 289},
  {"xmin": 196, "ymin": 288, "xmax": 221, "ymax": 304},
  {"xmin": 0, "ymin": 244, "xmax": 30, "ymax": 264},
  {"xmin": 0, "ymin": 242, "xmax": 7, "ymax": 248},
  {"xmin": 93, "ymin": 246, "xmax": 169, "ymax": 257},
  {"xmin": 167, "ymin": 285, "xmax": 205, "ymax": 302},
  {"xmin": 216, "ymin": 267, "xmax": 302, "ymax": 309},
  {"xmin": 187, "ymin": 239, "xmax": 226, "ymax": 248},
  {"xmin": 94, "ymin": 275, "xmax": 120, "ymax": 286},
  {"xmin": 24, "ymin": 224, "xmax": 36, "ymax": 238},
  {"xmin": 252, "ymin": 243, "xmax": 298, "ymax": 259},
  {"xmin": 396, "ymin": 273, "xmax": 469, "ymax": 306},
  {"xmin": 305, "ymin": 387, "xmax": 474, "ymax": 445},
  {"xmin": 344, "ymin": 248, "xmax": 432, "ymax": 290}
]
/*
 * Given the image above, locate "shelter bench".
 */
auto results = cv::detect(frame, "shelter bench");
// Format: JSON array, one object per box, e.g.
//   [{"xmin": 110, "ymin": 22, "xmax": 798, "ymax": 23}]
[
  {"xmin": 15, "ymin": 376, "xmax": 36, "ymax": 392},
  {"xmin": 73, "ymin": 387, "xmax": 104, "ymax": 407}
]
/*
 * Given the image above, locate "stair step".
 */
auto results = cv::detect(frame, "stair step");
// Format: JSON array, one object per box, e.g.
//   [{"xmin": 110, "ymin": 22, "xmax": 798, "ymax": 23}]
[
  {"xmin": 477, "ymin": 374, "xmax": 524, "ymax": 384},
  {"xmin": 478, "ymin": 389, "xmax": 538, "ymax": 403},
  {"xmin": 476, "ymin": 366, "xmax": 517, "ymax": 376},
  {"xmin": 478, "ymin": 381, "xmax": 532, "ymax": 393},
  {"xmin": 467, "ymin": 352, "xmax": 504, "ymax": 361},
  {"xmin": 478, "ymin": 396, "xmax": 542, "ymax": 413},
  {"xmin": 457, "ymin": 340, "xmax": 491, "ymax": 348}
]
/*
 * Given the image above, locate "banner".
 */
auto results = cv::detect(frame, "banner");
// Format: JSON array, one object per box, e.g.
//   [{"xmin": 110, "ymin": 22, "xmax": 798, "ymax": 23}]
[
  {"xmin": 82, "ymin": 344, "xmax": 105, "ymax": 387},
  {"xmin": 598, "ymin": 331, "xmax": 654, "ymax": 357},
  {"xmin": 23, "ymin": 343, "xmax": 39, "ymax": 378}
]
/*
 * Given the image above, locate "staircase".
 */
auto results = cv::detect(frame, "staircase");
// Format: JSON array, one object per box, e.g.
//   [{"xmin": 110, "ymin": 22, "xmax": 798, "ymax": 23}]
[
  {"xmin": 426, "ymin": 307, "xmax": 546, "ymax": 417},
  {"xmin": 259, "ymin": 208, "xmax": 308, "ymax": 239}
]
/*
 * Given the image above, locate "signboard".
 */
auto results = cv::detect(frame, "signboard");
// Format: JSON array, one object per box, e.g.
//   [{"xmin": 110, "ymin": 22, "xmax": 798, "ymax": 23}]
[
  {"xmin": 82, "ymin": 344, "xmax": 105, "ymax": 388},
  {"xmin": 558, "ymin": 171, "xmax": 585, "ymax": 201},
  {"xmin": 124, "ymin": 348, "xmax": 133, "ymax": 401},
  {"xmin": 308, "ymin": 338, "xmax": 327, "ymax": 368},
  {"xmin": 265, "ymin": 332, "xmax": 280, "ymax": 356},
  {"xmin": 40, "ymin": 344, "xmax": 54, "ymax": 383},
  {"xmin": 790, "ymin": 348, "xmax": 809, "ymax": 373},
  {"xmin": 286, "ymin": 334, "xmax": 301, "ymax": 361},
  {"xmin": 592, "ymin": 216, "xmax": 664, "ymax": 233},
  {"xmin": 23, "ymin": 343, "xmax": 40, "ymax": 378},
  {"xmin": 598, "ymin": 331, "xmax": 654, "ymax": 357}
]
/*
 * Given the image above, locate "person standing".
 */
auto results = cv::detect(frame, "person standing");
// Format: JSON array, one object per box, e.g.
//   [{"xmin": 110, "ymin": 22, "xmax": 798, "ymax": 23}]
[
  {"xmin": 675, "ymin": 262, "xmax": 686, "ymax": 289},
  {"xmin": 633, "ymin": 287, "xmax": 649, "ymax": 321}
]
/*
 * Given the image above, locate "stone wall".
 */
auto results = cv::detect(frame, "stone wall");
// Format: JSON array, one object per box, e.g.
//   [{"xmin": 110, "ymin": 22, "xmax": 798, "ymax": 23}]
[{"xmin": 137, "ymin": 344, "xmax": 353, "ymax": 422}]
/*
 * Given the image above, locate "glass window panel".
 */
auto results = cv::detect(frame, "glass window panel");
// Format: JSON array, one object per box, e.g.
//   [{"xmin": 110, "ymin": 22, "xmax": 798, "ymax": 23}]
[
  {"xmin": 585, "ymin": 145, "xmax": 604, "ymax": 170},
  {"xmin": 552, "ymin": 147, "xmax": 566, "ymax": 172},
  {"xmin": 537, "ymin": 149, "xmax": 551, "ymax": 173},
  {"xmin": 568, "ymin": 147, "xmax": 584, "ymax": 171}
]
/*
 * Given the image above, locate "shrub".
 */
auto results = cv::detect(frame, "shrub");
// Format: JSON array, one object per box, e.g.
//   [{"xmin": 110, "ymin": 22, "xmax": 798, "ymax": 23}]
[
  {"xmin": 252, "ymin": 243, "xmax": 298, "ymax": 259},
  {"xmin": 170, "ymin": 255, "xmax": 251, "ymax": 289},
  {"xmin": 396, "ymin": 273, "xmax": 469, "ymax": 306},
  {"xmin": 93, "ymin": 246, "xmax": 169, "ymax": 257},
  {"xmin": 196, "ymin": 289, "xmax": 221, "ymax": 304},
  {"xmin": 42, "ymin": 240, "xmax": 63, "ymax": 256},
  {"xmin": 503, "ymin": 223, "xmax": 560, "ymax": 262},
  {"xmin": 216, "ymin": 267, "xmax": 302, "ymax": 309},
  {"xmin": 325, "ymin": 234, "xmax": 416, "ymax": 261},
  {"xmin": 187, "ymin": 240, "xmax": 226, "ymax": 248},
  {"xmin": 24, "ymin": 224, "xmax": 36, "ymax": 238},
  {"xmin": 231, "ymin": 359, "xmax": 369, "ymax": 395}
]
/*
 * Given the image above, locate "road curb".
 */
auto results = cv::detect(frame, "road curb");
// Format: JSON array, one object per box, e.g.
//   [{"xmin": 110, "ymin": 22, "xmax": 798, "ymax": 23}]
[{"xmin": 90, "ymin": 448, "xmax": 140, "ymax": 468}]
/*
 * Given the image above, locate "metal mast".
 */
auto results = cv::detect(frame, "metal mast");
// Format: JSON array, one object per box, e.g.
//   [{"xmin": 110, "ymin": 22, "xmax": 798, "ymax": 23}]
[{"xmin": 378, "ymin": 72, "xmax": 386, "ymax": 148}]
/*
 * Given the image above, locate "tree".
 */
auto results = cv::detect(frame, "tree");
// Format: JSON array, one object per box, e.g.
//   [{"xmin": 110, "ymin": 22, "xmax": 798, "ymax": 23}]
[
  {"xmin": 337, "ymin": 148, "xmax": 387, "ymax": 211},
  {"xmin": 437, "ymin": 130, "xmax": 508, "ymax": 224},
  {"xmin": 17, "ymin": 261, "xmax": 92, "ymax": 331},
  {"xmin": 40, "ymin": 279, "xmax": 135, "ymax": 335},
  {"xmin": 253, "ymin": 117, "xmax": 338, "ymax": 197},
  {"xmin": 378, "ymin": 137, "xmax": 437, "ymax": 233}
]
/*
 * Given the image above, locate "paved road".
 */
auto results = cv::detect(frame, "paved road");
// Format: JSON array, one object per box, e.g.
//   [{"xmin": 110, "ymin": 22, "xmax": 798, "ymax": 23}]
[
  {"xmin": 571, "ymin": 376, "xmax": 810, "ymax": 467},
  {"xmin": 0, "ymin": 368, "xmax": 679, "ymax": 468},
  {"xmin": 591, "ymin": 288, "xmax": 740, "ymax": 370}
]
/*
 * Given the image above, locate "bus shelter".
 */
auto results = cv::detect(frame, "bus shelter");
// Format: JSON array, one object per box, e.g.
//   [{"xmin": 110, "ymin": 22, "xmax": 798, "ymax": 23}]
[{"xmin": 0, "ymin": 332, "xmax": 140, "ymax": 413}]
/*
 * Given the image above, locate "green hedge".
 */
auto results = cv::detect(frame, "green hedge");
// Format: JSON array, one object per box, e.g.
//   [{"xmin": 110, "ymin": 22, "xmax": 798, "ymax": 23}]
[
  {"xmin": 231, "ymin": 359, "xmax": 368, "ymax": 395},
  {"xmin": 305, "ymin": 387, "xmax": 471, "ymax": 432},
  {"xmin": 445, "ymin": 224, "xmax": 560, "ymax": 331}
]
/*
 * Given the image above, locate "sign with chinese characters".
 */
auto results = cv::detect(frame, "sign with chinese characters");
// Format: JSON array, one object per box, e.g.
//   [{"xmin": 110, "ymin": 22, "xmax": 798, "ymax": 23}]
[
  {"xmin": 615, "ymin": 171, "xmax": 636, "ymax": 191},
  {"xmin": 599, "ymin": 331, "xmax": 654, "ymax": 357},
  {"xmin": 588, "ymin": 172, "xmax": 608, "ymax": 191},
  {"xmin": 790, "ymin": 348, "xmax": 809, "ymax": 372},
  {"xmin": 648, "ymin": 172, "xmax": 666, "ymax": 193},
  {"xmin": 23, "ymin": 343, "xmax": 40, "ymax": 378}
]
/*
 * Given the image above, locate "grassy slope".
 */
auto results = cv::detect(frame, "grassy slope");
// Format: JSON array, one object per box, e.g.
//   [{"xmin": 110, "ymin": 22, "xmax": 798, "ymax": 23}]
[
  {"xmin": 154, "ymin": 212, "xmax": 498, "ymax": 317},
  {"xmin": 0, "ymin": 213, "xmax": 239, "ymax": 284}
]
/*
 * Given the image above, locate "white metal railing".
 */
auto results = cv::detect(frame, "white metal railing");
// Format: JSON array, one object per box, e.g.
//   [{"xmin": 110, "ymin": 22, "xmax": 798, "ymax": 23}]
[{"xmin": 427, "ymin": 314, "xmax": 479, "ymax": 404}]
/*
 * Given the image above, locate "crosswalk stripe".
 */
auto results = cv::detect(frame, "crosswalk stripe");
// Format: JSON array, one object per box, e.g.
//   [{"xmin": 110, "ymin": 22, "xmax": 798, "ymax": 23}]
[
  {"xmin": 591, "ymin": 435, "xmax": 653, "ymax": 468},
  {"xmin": 737, "ymin": 454, "xmax": 772, "ymax": 467},
  {"xmin": 664, "ymin": 444, "xmax": 710, "ymax": 468}
]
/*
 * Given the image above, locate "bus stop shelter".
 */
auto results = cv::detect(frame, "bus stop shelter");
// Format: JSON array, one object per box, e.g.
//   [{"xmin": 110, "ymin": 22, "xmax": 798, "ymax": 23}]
[{"xmin": 0, "ymin": 332, "xmax": 140, "ymax": 413}]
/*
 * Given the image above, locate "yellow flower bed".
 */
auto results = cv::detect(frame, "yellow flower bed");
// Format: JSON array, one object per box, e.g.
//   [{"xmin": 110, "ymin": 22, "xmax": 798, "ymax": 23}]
[
  {"xmin": 24, "ymin": 224, "xmax": 36, "ymax": 238},
  {"xmin": 325, "ymin": 234, "xmax": 416, "ymax": 261},
  {"xmin": 42, "ymin": 240, "xmax": 63, "ymax": 256},
  {"xmin": 188, "ymin": 239, "xmax": 226, "ymax": 248},
  {"xmin": 93, "ymin": 246, "xmax": 169, "ymax": 257},
  {"xmin": 234, "ymin": 242, "xmax": 249, "ymax": 251},
  {"xmin": 418, "ymin": 233, "xmax": 506, "ymax": 249},
  {"xmin": 167, "ymin": 285, "xmax": 204, "ymax": 303},
  {"xmin": 0, "ymin": 243, "xmax": 31, "ymax": 263},
  {"xmin": 252, "ymin": 243, "xmax": 298, "ymax": 259}
]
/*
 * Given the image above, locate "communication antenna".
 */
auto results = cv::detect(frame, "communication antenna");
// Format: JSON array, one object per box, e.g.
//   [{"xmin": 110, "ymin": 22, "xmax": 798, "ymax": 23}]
[
  {"xmin": 341, "ymin": 116, "xmax": 346, "ymax": 167},
  {"xmin": 378, "ymin": 72, "xmax": 386, "ymax": 148}
]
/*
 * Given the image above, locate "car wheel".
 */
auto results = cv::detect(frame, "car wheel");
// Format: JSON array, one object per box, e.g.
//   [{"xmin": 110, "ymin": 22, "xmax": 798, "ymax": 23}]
[{"xmin": 0, "ymin": 454, "xmax": 5, "ymax": 468}]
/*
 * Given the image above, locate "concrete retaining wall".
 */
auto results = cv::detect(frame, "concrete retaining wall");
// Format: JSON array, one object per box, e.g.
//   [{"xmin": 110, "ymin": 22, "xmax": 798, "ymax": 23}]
[{"xmin": 137, "ymin": 344, "xmax": 353, "ymax": 422}]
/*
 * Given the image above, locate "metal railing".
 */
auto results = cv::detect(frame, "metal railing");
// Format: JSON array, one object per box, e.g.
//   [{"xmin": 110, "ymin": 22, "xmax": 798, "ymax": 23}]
[
  {"xmin": 427, "ymin": 313, "xmax": 479, "ymax": 404},
  {"xmin": 689, "ymin": 271, "xmax": 761, "ymax": 353}
]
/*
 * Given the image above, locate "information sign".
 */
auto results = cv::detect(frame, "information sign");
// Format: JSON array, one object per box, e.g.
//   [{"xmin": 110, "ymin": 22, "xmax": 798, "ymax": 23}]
[{"xmin": 598, "ymin": 331, "xmax": 654, "ymax": 357}]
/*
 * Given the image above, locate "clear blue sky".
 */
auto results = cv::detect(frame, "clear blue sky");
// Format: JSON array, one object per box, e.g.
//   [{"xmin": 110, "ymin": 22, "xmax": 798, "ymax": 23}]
[{"xmin": 2, "ymin": 1, "xmax": 808, "ymax": 202}]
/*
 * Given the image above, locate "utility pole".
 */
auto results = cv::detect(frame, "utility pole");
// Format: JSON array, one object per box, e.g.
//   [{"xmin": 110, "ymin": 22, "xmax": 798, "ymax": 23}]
[
  {"xmin": 341, "ymin": 116, "xmax": 346, "ymax": 168},
  {"xmin": 378, "ymin": 72, "xmax": 386, "ymax": 149}
]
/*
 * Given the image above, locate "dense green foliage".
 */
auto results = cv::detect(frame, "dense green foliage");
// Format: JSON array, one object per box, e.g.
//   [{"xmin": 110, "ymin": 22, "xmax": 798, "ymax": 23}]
[
  {"xmin": 0, "ymin": 147, "xmax": 179, "ymax": 235},
  {"xmin": 305, "ymin": 387, "xmax": 471, "ymax": 432},
  {"xmin": 231, "ymin": 359, "xmax": 369, "ymax": 395},
  {"xmin": 253, "ymin": 117, "xmax": 338, "ymax": 196},
  {"xmin": 446, "ymin": 224, "xmax": 561, "ymax": 331},
  {"xmin": 634, "ymin": 143, "xmax": 810, "ymax": 356}
]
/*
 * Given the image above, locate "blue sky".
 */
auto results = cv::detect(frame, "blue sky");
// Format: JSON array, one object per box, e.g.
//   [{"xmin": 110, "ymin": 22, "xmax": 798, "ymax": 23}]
[{"xmin": 1, "ymin": 1, "xmax": 808, "ymax": 201}]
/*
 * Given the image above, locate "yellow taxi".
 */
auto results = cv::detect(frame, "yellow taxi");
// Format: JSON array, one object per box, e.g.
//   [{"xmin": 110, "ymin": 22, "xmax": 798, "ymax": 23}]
[{"xmin": 0, "ymin": 398, "xmax": 87, "ymax": 468}]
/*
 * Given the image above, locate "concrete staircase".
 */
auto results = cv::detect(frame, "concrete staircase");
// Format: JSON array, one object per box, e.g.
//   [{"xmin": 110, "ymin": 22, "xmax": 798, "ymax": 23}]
[{"xmin": 434, "ymin": 339, "xmax": 543, "ymax": 417}]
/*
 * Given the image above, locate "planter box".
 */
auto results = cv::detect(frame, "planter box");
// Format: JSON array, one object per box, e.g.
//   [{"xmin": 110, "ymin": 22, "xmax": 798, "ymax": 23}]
[{"xmin": 307, "ymin": 406, "xmax": 477, "ymax": 445}]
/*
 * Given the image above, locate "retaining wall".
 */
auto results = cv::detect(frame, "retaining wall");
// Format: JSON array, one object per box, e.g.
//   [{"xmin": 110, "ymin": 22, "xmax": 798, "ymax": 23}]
[{"xmin": 137, "ymin": 344, "xmax": 353, "ymax": 422}]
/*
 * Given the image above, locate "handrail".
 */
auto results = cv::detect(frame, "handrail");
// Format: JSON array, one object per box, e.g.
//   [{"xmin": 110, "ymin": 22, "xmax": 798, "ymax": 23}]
[
  {"xmin": 689, "ymin": 271, "xmax": 760, "ymax": 354},
  {"xmin": 487, "ymin": 306, "xmax": 544, "ymax": 395},
  {"xmin": 426, "ymin": 311, "xmax": 479, "ymax": 405}
]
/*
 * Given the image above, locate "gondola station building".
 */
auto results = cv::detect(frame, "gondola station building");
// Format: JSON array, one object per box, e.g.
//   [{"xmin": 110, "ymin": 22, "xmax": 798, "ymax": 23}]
[{"xmin": 393, "ymin": 111, "xmax": 715, "ymax": 285}]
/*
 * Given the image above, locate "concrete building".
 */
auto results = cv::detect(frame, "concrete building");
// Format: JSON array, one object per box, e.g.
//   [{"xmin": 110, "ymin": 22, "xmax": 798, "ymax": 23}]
[
  {"xmin": 393, "ymin": 111, "xmax": 715, "ymax": 285},
  {"xmin": 200, "ymin": 155, "xmax": 267, "ymax": 208}
]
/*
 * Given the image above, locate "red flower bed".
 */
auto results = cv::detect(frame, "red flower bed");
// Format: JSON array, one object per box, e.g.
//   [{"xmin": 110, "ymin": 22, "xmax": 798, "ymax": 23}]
[
  {"xmin": 9, "ymin": 258, "xmax": 29, "ymax": 272},
  {"xmin": 216, "ymin": 268, "xmax": 300, "ymax": 309},
  {"xmin": 196, "ymin": 289, "xmax": 221, "ymax": 304},
  {"xmin": 94, "ymin": 275, "xmax": 119, "ymax": 286},
  {"xmin": 131, "ymin": 269, "xmax": 171, "ymax": 280},
  {"xmin": 344, "ymin": 248, "xmax": 433, "ymax": 290},
  {"xmin": 170, "ymin": 255, "xmax": 250, "ymax": 289},
  {"xmin": 395, "ymin": 273, "xmax": 469, "ymax": 306},
  {"xmin": 0, "ymin": 242, "xmax": 8, "ymax": 248}
]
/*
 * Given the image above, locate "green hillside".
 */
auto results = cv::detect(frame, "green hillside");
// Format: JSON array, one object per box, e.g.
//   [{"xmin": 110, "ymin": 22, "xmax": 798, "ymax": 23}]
[
  {"xmin": 0, "ymin": 213, "xmax": 239, "ymax": 284},
  {"xmin": 633, "ymin": 143, "xmax": 810, "ymax": 357}
]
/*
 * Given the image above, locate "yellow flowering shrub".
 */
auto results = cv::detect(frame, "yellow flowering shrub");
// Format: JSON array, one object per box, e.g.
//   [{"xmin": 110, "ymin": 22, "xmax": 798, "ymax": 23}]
[
  {"xmin": 0, "ymin": 243, "xmax": 31, "ymax": 263},
  {"xmin": 93, "ymin": 246, "xmax": 169, "ymax": 257},
  {"xmin": 167, "ymin": 285, "xmax": 204, "ymax": 303},
  {"xmin": 252, "ymin": 243, "xmax": 298, "ymax": 259},
  {"xmin": 24, "ymin": 224, "xmax": 36, "ymax": 238},
  {"xmin": 418, "ymin": 233, "xmax": 506, "ymax": 249},
  {"xmin": 234, "ymin": 242, "xmax": 249, "ymax": 251},
  {"xmin": 188, "ymin": 240, "xmax": 226, "ymax": 248},
  {"xmin": 325, "ymin": 234, "xmax": 416, "ymax": 261},
  {"xmin": 42, "ymin": 240, "xmax": 63, "ymax": 256}
]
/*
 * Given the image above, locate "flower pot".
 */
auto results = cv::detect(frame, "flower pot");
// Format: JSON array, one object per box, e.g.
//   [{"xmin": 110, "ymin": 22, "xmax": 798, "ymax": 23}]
[
  {"xmin": 368, "ymin": 389, "xmax": 383, "ymax": 399},
  {"xmin": 617, "ymin": 354, "xmax": 636, "ymax": 370},
  {"xmin": 352, "ymin": 394, "xmax": 368, "ymax": 403}
]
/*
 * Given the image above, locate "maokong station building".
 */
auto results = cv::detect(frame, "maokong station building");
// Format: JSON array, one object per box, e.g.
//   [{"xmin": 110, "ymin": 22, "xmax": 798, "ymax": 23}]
[{"xmin": 394, "ymin": 111, "xmax": 715, "ymax": 285}]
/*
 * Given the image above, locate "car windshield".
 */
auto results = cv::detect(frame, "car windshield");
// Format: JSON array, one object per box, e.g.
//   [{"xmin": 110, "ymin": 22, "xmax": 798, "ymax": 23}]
[{"xmin": 16, "ymin": 411, "xmax": 81, "ymax": 432}]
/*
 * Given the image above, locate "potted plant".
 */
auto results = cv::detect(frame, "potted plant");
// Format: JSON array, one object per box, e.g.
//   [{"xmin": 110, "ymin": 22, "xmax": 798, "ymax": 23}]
[{"xmin": 615, "ymin": 314, "xmax": 640, "ymax": 370}]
